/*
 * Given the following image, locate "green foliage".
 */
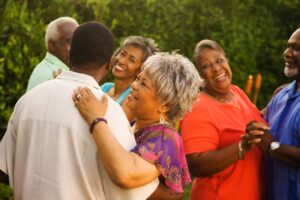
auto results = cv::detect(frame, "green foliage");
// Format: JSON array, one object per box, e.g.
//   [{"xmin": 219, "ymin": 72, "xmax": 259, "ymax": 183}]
[
  {"xmin": 0, "ymin": 183, "xmax": 13, "ymax": 200},
  {"xmin": 1, "ymin": 0, "xmax": 300, "ymax": 137}
]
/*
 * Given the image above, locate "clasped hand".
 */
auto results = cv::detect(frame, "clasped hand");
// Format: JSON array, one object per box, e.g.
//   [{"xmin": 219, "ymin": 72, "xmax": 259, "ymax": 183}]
[{"xmin": 243, "ymin": 121, "xmax": 273, "ymax": 154}]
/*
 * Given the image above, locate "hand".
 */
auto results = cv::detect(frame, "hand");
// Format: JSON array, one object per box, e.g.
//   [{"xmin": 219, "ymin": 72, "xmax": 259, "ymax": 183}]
[
  {"xmin": 245, "ymin": 121, "xmax": 273, "ymax": 154},
  {"xmin": 72, "ymin": 87, "xmax": 108, "ymax": 124},
  {"xmin": 53, "ymin": 68, "xmax": 62, "ymax": 78}
]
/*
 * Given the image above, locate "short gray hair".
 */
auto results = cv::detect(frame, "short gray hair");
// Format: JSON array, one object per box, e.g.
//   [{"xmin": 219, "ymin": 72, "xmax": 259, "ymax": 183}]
[
  {"xmin": 112, "ymin": 35, "xmax": 160, "ymax": 64},
  {"xmin": 142, "ymin": 52, "xmax": 203, "ymax": 123},
  {"xmin": 45, "ymin": 17, "xmax": 78, "ymax": 48},
  {"xmin": 193, "ymin": 39, "xmax": 226, "ymax": 69}
]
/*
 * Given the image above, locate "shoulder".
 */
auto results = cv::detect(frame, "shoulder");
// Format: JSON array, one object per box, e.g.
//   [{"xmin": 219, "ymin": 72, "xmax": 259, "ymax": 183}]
[
  {"xmin": 101, "ymin": 82, "xmax": 114, "ymax": 93},
  {"xmin": 230, "ymin": 84, "xmax": 247, "ymax": 96}
]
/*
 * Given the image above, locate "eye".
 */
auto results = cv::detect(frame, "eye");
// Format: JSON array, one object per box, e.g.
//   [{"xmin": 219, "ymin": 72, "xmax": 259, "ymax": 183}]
[
  {"xmin": 129, "ymin": 57, "xmax": 136, "ymax": 63},
  {"xmin": 292, "ymin": 45, "xmax": 300, "ymax": 51},
  {"xmin": 120, "ymin": 51, "xmax": 126, "ymax": 56},
  {"xmin": 216, "ymin": 58, "xmax": 224, "ymax": 64},
  {"xmin": 141, "ymin": 81, "xmax": 147, "ymax": 86},
  {"xmin": 200, "ymin": 63, "xmax": 208, "ymax": 70}
]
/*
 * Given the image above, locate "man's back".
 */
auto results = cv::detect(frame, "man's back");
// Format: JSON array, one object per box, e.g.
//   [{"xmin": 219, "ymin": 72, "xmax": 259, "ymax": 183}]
[{"xmin": 0, "ymin": 71, "xmax": 158, "ymax": 200}]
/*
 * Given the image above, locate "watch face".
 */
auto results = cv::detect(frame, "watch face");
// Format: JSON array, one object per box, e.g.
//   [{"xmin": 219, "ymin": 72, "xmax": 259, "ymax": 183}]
[{"xmin": 270, "ymin": 142, "xmax": 280, "ymax": 150}]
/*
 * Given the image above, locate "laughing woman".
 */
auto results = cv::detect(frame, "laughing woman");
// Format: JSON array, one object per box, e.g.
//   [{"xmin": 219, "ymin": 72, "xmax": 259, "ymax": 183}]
[
  {"xmin": 72, "ymin": 52, "xmax": 202, "ymax": 199},
  {"xmin": 102, "ymin": 36, "xmax": 159, "ymax": 123},
  {"xmin": 181, "ymin": 39, "xmax": 266, "ymax": 200}
]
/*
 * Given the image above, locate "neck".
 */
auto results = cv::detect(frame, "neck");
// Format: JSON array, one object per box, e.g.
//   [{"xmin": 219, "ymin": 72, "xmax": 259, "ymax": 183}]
[
  {"xmin": 204, "ymin": 88, "xmax": 234, "ymax": 102},
  {"xmin": 71, "ymin": 64, "xmax": 107, "ymax": 83},
  {"xmin": 114, "ymin": 78, "xmax": 134, "ymax": 95},
  {"xmin": 134, "ymin": 118, "xmax": 161, "ymax": 132}
]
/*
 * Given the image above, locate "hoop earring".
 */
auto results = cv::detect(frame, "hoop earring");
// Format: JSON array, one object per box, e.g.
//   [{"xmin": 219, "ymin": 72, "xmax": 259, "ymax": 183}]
[{"xmin": 160, "ymin": 113, "xmax": 166, "ymax": 124}]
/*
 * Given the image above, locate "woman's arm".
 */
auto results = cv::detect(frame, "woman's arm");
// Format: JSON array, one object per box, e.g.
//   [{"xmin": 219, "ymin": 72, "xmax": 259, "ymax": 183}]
[
  {"xmin": 92, "ymin": 121, "xmax": 160, "ymax": 188},
  {"xmin": 73, "ymin": 87, "xmax": 160, "ymax": 188},
  {"xmin": 187, "ymin": 143, "xmax": 241, "ymax": 177}
]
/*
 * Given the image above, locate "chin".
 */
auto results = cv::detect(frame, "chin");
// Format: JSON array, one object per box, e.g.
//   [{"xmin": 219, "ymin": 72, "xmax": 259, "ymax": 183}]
[{"xmin": 284, "ymin": 66, "xmax": 299, "ymax": 78}]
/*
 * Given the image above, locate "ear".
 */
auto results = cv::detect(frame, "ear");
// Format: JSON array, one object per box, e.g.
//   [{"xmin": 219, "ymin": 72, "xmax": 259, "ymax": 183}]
[
  {"xmin": 158, "ymin": 103, "xmax": 169, "ymax": 114},
  {"xmin": 47, "ymin": 39, "xmax": 56, "ymax": 53}
]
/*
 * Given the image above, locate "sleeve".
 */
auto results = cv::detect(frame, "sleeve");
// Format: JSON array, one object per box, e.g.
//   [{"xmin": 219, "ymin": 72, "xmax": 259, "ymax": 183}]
[
  {"xmin": 0, "ymin": 110, "xmax": 17, "ymax": 182},
  {"xmin": 131, "ymin": 128, "xmax": 191, "ymax": 193},
  {"xmin": 181, "ymin": 105, "xmax": 220, "ymax": 154},
  {"xmin": 101, "ymin": 82, "xmax": 114, "ymax": 93}
]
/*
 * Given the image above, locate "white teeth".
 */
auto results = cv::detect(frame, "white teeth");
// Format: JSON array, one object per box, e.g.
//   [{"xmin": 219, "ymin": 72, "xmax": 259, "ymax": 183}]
[
  {"xmin": 128, "ymin": 93, "xmax": 138, "ymax": 100},
  {"xmin": 214, "ymin": 73, "xmax": 226, "ymax": 80},
  {"xmin": 114, "ymin": 64, "xmax": 125, "ymax": 71}
]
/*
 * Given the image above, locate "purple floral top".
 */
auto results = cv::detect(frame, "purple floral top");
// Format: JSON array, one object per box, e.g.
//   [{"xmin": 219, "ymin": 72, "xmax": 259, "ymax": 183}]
[{"xmin": 131, "ymin": 124, "xmax": 191, "ymax": 193}]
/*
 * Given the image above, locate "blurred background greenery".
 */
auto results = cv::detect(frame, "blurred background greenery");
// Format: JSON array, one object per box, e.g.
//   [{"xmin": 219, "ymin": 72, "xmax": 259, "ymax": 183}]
[
  {"xmin": 1, "ymin": 0, "xmax": 300, "ymax": 198},
  {"xmin": 1, "ymin": 0, "xmax": 300, "ymax": 136}
]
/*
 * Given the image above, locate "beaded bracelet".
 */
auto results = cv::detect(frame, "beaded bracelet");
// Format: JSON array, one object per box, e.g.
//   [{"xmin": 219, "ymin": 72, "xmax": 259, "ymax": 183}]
[
  {"xmin": 238, "ymin": 140, "xmax": 245, "ymax": 160},
  {"xmin": 89, "ymin": 117, "xmax": 107, "ymax": 134}
]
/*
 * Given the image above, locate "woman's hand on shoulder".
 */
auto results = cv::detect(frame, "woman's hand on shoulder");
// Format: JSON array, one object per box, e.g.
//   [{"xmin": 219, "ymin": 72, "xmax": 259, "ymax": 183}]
[{"xmin": 73, "ymin": 87, "xmax": 108, "ymax": 124}]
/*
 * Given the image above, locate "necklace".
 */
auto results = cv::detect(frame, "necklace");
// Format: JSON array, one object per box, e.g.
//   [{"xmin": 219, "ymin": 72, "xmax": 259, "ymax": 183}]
[{"xmin": 204, "ymin": 90, "xmax": 234, "ymax": 103}]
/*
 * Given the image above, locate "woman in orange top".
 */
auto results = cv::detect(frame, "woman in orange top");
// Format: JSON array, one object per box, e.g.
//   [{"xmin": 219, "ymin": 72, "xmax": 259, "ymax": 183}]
[{"xmin": 181, "ymin": 39, "xmax": 266, "ymax": 200}]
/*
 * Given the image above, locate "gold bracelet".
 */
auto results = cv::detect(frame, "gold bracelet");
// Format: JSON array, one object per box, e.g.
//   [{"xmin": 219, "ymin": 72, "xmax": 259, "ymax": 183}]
[{"xmin": 238, "ymin": 141, "xmax": 244, "ymax": 160}]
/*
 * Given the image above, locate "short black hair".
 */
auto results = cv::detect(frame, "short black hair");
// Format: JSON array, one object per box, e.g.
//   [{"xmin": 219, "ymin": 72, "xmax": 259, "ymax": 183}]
[{"xmin": 69, "ymin": 21, "xmax": 114, "ymax": 68}]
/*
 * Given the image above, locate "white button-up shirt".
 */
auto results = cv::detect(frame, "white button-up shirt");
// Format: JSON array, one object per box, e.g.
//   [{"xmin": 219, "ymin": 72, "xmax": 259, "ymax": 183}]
[{"xmin": 0, "ymin": 71, "xmax": 158, "ymax": 200}]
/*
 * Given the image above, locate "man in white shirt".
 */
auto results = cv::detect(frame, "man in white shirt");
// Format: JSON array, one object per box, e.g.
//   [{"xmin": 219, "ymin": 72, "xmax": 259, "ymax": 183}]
[{"xmin": 0, "ymin": 21, "xmax": 158, "ymax": 200}]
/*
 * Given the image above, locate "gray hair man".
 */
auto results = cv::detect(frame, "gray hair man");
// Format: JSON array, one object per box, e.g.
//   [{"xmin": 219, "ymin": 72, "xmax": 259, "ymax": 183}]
[{"xmin": 26, "ymin": 16, "xmax": 78, "ymax": 91}]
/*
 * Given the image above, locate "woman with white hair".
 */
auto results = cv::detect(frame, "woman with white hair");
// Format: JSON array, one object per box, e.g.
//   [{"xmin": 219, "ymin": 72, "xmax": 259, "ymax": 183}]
[{"xmin": 72, "ymin": 52, "xmax": 202, "ymax": 199}]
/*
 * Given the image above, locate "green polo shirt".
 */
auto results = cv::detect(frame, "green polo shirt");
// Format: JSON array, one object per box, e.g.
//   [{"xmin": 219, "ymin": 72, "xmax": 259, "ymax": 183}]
[{"xmin": 26, "ymin": 52, "xmax": 69, "ymax": 91}]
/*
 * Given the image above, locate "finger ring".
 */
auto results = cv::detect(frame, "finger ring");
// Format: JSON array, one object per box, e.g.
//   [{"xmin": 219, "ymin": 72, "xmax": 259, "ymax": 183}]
[{"xmin": 76, "ymin": 94, "xmax": 82, "ymax": 100}]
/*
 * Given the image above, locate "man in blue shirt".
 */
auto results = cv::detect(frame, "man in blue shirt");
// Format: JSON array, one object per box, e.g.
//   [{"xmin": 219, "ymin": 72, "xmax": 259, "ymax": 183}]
[
  {"xmin": 27, "ymin": 17, "xmax": 78, "ymax": 91},
  {"xmin": 246, "ymin": 28, "xmax": 300, "ymax": 200}
]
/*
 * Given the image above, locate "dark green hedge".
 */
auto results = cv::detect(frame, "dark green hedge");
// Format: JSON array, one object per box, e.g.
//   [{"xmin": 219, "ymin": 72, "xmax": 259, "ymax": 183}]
[{"xmin": 1, "ymin": 0, "xmax": 300, "ymax": 136}]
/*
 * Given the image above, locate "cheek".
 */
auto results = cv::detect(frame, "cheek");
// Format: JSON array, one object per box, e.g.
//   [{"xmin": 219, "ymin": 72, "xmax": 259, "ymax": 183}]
[
  {"xmin": 200, "ymin": 70, "xmax": 210, "ymax": 80},
  {"xmin": 294, "ymin": 53, "xmax": 300, "ymax": 63}
]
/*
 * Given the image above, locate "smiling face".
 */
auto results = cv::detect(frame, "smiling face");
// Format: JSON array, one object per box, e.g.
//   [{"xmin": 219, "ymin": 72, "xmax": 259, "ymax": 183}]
[
  {"xmin": 127, "ymin": 71, "xmax": 161, "ymax": 121},
  {"xmin": 197, "ymin": 48, "xmax": 232, "ymax": 96},
  {"xmin": 112, "ymin": 45, "xmax": 144, "ymax": 82},
  {"xmin": 283, "ymin": 28, "xmax": 300, "ymax": 81}
]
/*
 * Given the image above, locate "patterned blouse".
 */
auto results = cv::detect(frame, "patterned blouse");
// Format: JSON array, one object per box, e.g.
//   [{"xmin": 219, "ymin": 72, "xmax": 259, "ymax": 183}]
[{"xmin": 131, "ymin": 124, "xmax": 191, "ymax": 193}]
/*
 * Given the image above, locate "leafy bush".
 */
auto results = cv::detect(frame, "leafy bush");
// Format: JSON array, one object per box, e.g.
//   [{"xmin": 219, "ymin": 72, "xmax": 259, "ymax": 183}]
[
  {"xmin": 1, "ymin": 0, "xmax": 300, "ymax": 138},
  {"xmin": 0, "ymin": 183, "xmax": 13, "ymax": 200}
]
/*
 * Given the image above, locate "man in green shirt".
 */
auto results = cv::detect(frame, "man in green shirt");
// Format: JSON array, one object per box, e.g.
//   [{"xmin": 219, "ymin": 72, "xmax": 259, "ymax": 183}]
[{"xmin": 26, "ymin": 17, "xmax": 79, "ymax": 91}]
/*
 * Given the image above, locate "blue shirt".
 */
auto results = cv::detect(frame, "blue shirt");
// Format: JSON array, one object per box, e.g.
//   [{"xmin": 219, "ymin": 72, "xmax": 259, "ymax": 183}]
[
  {"xmin": 265, "ymin": 80, "xmax": 300, "ymax": 200},
  {"xmin": 101, "ymin": 82, "xmax": 131, "ymax": 105}
]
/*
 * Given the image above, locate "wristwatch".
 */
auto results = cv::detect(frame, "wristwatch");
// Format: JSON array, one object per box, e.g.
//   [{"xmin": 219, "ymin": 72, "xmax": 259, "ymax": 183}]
[{"xmin": 270, "ymin": 141, "xmax": 280, "ymax": 151}]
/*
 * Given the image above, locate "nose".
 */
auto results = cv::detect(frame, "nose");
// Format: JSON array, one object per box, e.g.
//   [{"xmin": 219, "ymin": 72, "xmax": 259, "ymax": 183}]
[
  {"xmin": 211, "ymin": 62, "xmax": 221, "ymax": 71},
  {"xmin": 117, "ymin": 54, "xmax": 126, "ymax": 64},
  {"xmin": 283, "ymin": 47, "xmax": 292, "ymax": 58},
  {"xmin": 131, "ymin": 80, "xmax": 138, "ymax": 90}
]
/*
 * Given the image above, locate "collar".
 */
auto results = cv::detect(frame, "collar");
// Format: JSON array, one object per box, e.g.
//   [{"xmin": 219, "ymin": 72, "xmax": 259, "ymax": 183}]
[
  {"xmin": 285, "ymin": 80, "xmax": 300, "ymax": 99},
  {"xmin": 57, "ymin": 71, "xmax": 101, "ymax": 90},
  {"xmin": 44, "ymin": 52, "xmax": 69, "ymax": 70}
]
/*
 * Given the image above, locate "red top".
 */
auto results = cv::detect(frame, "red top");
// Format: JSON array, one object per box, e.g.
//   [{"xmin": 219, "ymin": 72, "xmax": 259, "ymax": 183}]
[{"xmin": 181, "ymin": 85, "xmax": 266, "ymax": 200}]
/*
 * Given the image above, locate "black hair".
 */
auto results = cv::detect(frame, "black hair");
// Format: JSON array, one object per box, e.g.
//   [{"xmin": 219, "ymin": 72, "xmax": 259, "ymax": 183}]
[{"xmin": 69, "ymin": 21, "xmax": 114, "ymax": 68}]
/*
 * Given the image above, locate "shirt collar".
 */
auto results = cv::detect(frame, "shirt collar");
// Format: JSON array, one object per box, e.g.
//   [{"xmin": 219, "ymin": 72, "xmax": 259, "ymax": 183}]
[
  {"xmin": 44, "ymin": 52, "xmax": 69, "ymax": 70},
  {"xmin": 286, "ymin": 80, "xmax": 300, "ymax": 99},
  {"xmin": 57, "ymin": 71, "xmax": 101, "ymax": 90}
]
